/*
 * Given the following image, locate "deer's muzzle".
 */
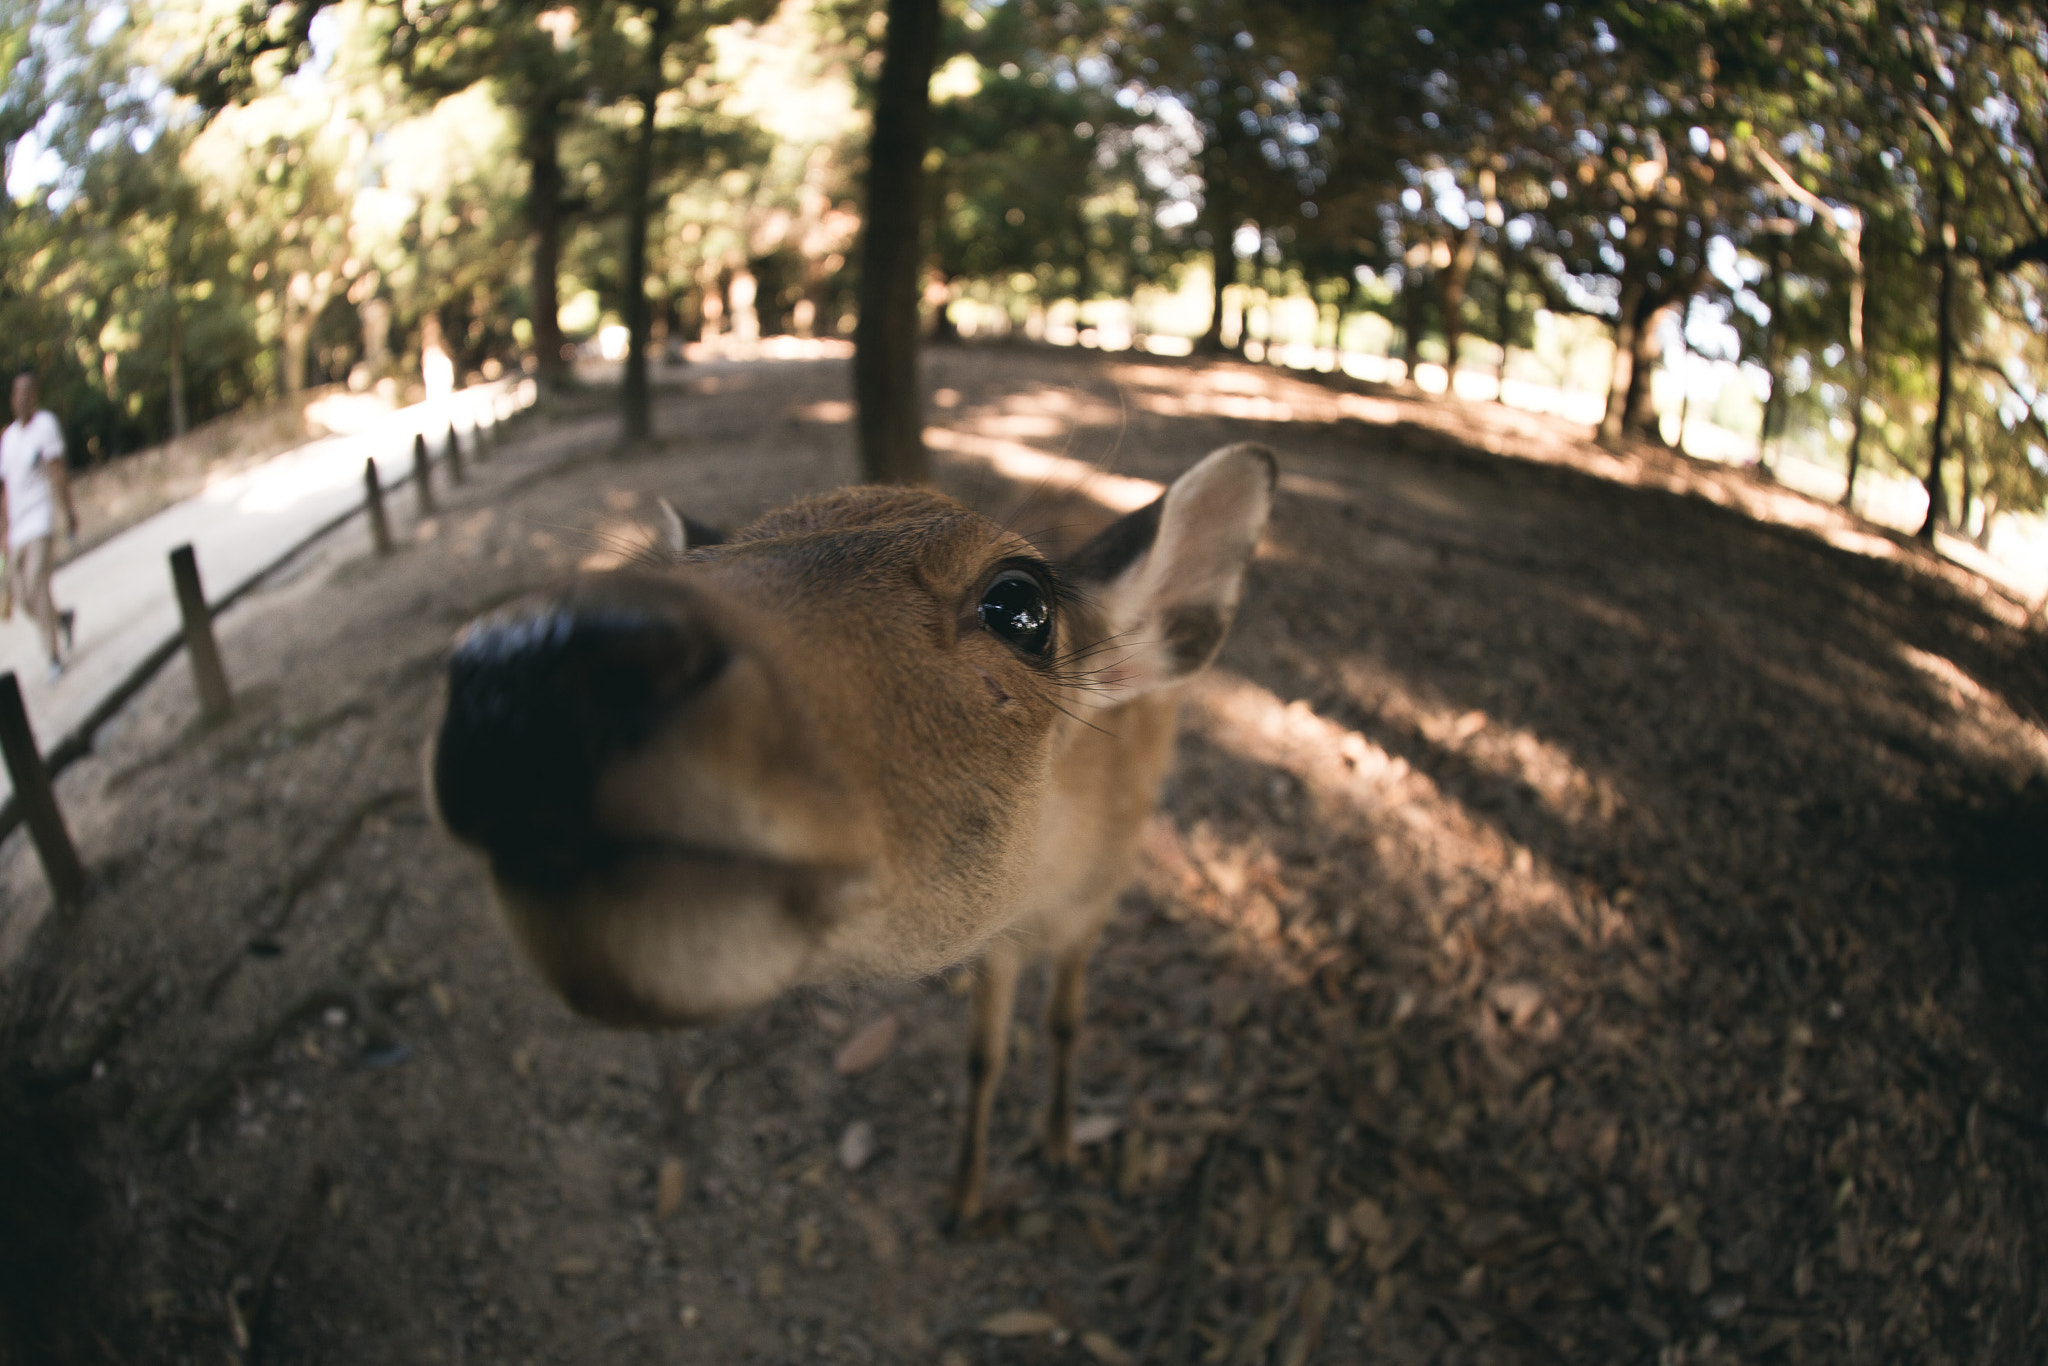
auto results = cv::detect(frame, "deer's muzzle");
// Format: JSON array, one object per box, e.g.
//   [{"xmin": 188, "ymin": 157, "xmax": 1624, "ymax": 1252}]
[{"xmin": 433, "ymin": 601, "xmax": 728, "ymax": 885}]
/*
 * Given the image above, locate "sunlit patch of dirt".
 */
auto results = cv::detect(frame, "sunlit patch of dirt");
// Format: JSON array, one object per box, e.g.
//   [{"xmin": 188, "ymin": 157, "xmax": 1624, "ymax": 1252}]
[
  {"xmin": 789, "ymin": 398, "xmax": 854, "ymax": 423},
  {"xmin": 1105, "ymin": 356, "xmax": 2039, "ymax": 626},
  {"xmin": 925, "ymin": 428, "xmax": 1162, "ymax": 513}
]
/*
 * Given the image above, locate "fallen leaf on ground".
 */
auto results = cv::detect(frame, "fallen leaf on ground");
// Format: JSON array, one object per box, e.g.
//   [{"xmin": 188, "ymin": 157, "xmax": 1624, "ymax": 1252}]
[
  {"xmin": 833, "ymin": 1014, "xmax": 899, "ymax": 1075},
  {"xmin": 1080, "ymin": 1329, "xmax": 1134, "ymax": 1363},
  {"xmin": 1348, "ymin": 1197, "xmax": 1391, "ymax": 1244},
  {"xmin": 1456, "ymin": 1209, "xmax": 1528, "ymax": 1261},
  {"xmin": 837, "ymin": 1120, "xmax": 876, "ymax": 1171},
  {"xmin": 655, "ymin": 1155, "xmax": 685, "ymax": 1220},
  {"xmin": 842, "ymin": 1193, "xmax": 902, "ymax": 1265},
  {"xmin": 1278, "ymin": 1276, "xmax": 1335, "ymax": 1366},
  {"xmin": 980, "ymin": 1309, "xmax": 1060, "ymax": 1336},
  {"xmin": 1073, "ymin": 1113, "xmax": 1122, "ymax": 1146}
]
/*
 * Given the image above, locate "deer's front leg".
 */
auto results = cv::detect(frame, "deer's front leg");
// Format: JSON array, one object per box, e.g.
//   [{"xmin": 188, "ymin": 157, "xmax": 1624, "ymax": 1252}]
[
  {"xmin": 950, "ymin": 946, "xmax": 1020, "ymax": 1222},
  {"xmin": 1044, "ymin": 937, "xmax": 1097, "ymax": 1169}
]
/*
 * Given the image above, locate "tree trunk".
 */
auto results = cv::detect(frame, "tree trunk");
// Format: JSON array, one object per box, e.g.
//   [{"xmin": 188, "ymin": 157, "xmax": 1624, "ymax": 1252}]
[
  {"xmin": 1621, "ymin": 296, "xmax": 1673, "ymax": 440},
  {"xmin": 1317, "ymin": 282, "xmax": 1339, "ymax": 351},
  {"xmin": 359, "ymin": 294, "xmax": 391, "ymax": 369},
  {"xmin": 929, "ymin": 271, "xmax": 961, "ymax": 342},
  {"xmin": 1840, "ymin": 256, "xmax": 1869, "ymax": 508},
  {"xmin": 698, "ymin": 264, "xmax": 726, "ymax": 343},
  {"xmin": 1399, "ymin": 263, "xmax": 1427, "ymax": 375},
  {"xmin": 852, "ymin": 0, "xmax": 940, "ymax": 485},
  {"xmin": 1673, "ymin": 296, "xmax": 1694, "ymax": 456},
  {"xmin": 1071, "ymin": 197, "xmax": 1093, "ymax": 308},
  {"xmin": 281, "ymin": 278, "xmax": 316, "ymax": 397},
  {"xmin": 168, "ymin": 307, "xmax": 189, "ymax": 437},
  {"xmin": 1439, "ymin": 222, "xmax": 1479, "ymax": 391},
  {"xmin": 1494, "ymin": 241, "xmax": 1514, "ymax": 401},
  {"xmin": 1598, "ymin": 272, "xmax": 1647, "ymax": 445},
  {"xmin": 1958, "ymin": 433, "xmax": 1977, "ymax": 540},
  {"xmin": 730, "ymin": 268, "xmax": 760, "ymax": 344},
  {"xmin": 1205, "ymin": 231, "xmax": 1234, "ymax": 352},
  {"xmin": 1842, "ymin": 353, "xmax": 1871, "ymax": 510},
  {"xmin": 621, "ymin": 20, "xmax": 665, "ymax": 446},
  {"xmin": 1920, "ymin": 220, "xmax": 1956, "ymax": 541},
  {"xmin": 1757, "ymin": 245, "xmax": 1788, "ymax": 470},
  {"xmin": 1198, "ymin": 132, "xmax": 1234, "ymax": 354},
  {"xmin": 526, "ymin": 106, "xmax": 569, "ymax": 394}
]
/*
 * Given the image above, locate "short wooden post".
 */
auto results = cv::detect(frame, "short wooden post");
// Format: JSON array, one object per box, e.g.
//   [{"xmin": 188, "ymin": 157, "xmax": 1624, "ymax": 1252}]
[
  {"xmin": 363, "ymin": 457, "xmax": 392, "ymax": 555},
  {"xmin": 413, "ymin": 432, "xmax": 435, "ymax": 516},
  {"xmin": 444, "ymin": 425, "xmax": 466, "ymax": 484},
  {"xmin": 169, "ymin": 544, "xmax": 233, "ymax": 724},
  {"xmin": 0, "ymin": 672, "xmax": 84, "ymax": 908}
]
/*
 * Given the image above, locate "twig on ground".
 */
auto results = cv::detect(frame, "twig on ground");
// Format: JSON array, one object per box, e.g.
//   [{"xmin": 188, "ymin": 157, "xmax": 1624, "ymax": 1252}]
[{"xmin": 1154, "ymin": 1135, "xmax": 1223, "ymax": 1365}]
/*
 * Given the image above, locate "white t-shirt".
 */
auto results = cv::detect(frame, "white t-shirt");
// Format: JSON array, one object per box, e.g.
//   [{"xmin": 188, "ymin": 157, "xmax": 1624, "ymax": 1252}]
[{"xmin": 1, "ymin": 410, "xmax": 66, "ymax": 544}]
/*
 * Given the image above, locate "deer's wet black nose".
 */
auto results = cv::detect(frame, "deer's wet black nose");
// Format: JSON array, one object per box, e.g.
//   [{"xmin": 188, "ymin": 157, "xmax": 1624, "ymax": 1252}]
[{"xmin": 433, "ymin": 604, "xmax": 726, "ymax": 880}]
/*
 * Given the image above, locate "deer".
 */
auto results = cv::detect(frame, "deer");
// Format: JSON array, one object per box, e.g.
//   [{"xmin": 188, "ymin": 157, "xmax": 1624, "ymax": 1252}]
[{"xmin": 429, "ymin": 442, "xmax": 1276, "ymax": 1220}]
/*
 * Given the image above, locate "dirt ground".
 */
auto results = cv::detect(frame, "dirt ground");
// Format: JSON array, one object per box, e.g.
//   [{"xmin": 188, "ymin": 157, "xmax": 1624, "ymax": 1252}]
[{"xmin": 2, "ymin": 344, "xmax": 2046, "ymax": 1365}]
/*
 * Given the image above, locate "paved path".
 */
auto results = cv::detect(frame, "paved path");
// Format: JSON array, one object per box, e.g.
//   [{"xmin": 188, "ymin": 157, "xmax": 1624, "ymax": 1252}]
[{"xmin": 0, "ymin": 380, "xmax": 527, "ymax": 804}]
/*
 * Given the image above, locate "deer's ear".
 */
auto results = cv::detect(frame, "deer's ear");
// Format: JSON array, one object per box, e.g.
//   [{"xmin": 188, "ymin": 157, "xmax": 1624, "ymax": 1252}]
[
  {"xmin": 654, "ymin": 498, "xmax": 727, "ymax": 564},
  {"xmin": 656, "ymin": 498, "xmax": 689, "ymax": 562},
  {"xmin": 1065, "ymin": 443, "xmax": 1276, "ymax": 702}
]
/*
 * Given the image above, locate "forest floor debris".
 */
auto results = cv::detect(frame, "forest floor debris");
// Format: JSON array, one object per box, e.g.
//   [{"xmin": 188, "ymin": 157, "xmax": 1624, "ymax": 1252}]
[{"xmin": 1, "ymin": 344, "xmax": 2043, "ymax": 1363}]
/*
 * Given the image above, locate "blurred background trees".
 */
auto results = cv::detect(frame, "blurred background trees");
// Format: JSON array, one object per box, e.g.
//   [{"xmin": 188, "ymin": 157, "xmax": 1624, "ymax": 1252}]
[{"xmin": 0, "ymin": 0, "xmax": 2043, "ymax": 539}]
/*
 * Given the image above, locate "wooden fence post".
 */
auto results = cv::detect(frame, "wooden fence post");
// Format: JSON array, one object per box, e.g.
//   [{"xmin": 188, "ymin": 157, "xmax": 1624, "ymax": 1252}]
[
  {"xmin": 444, "ymin": 425, "xmax": 466, "ymax": 484},
  {"xmin": 169, "ymin": 544, "xmax": 233, "ymax": 724},
  {"xmin": 0, "ymin": 671, "xmax": 84, "ymax": 907},
  {"xmin": 364, "ymin": 457, "xmax": 392, "ymax": 555},
  {"xmin": 413, "ymin": 432, "xmax": 435, "ymax": 516}
]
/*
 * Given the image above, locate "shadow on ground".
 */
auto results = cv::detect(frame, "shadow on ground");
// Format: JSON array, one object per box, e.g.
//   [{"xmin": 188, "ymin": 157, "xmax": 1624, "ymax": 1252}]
[{"xmin": 2, "ymin": 345, "xmax": 2044, "ymax": 1364}]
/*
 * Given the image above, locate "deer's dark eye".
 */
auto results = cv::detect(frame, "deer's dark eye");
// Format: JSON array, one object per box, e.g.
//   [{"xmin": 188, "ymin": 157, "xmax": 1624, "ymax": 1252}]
[{"xmin": 978, "ymin": 570, "xmax": 1053, "ymax": 657}]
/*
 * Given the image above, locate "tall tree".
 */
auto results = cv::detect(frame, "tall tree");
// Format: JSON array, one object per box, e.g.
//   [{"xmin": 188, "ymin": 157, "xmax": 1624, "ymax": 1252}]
[
  {"xmin": 924, "ymin": 13, "xmax": 1146, "ymax": 327},
  {"xmin": 1749, "ymin": 140, "xmax": 1873, "ymax": 503},
  {"xmin": 606, "ymin": 0, "xmax": 775, "ymax": 443},
  {"xmin": 387, "ymin": 0, "xmax": 607, "ymax": 395},
  {"xmin": 1134, "ymin": 1, "xmax": 1329, "ymax": 356},
  {"xmin": 853, "ymin": 0, "xmax": 940, "ymax": 484}
]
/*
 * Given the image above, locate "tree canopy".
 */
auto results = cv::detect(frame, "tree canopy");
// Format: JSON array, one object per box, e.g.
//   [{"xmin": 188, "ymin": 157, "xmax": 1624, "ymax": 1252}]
[{"xmin": 1, "ymin": 0, "xmax": 2043, "ymax": 538}]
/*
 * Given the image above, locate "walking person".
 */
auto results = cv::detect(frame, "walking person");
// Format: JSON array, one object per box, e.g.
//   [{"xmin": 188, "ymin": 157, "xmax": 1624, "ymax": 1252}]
[{"xmin": 1, "ymin": 370, "xmax": 79, "ymax": 680}]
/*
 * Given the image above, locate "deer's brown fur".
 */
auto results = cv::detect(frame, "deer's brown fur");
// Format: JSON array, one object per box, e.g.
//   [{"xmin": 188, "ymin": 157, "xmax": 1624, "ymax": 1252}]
[{"xmin": 431, "ymin": 443, "xmax": 1275, "ymax": 1218}]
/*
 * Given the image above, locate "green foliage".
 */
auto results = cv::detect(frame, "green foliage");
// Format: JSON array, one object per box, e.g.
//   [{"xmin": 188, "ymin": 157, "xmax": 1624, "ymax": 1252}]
[
  {"xmin": 925, "ymin": 4, "xmax": 1149, "ymax": 300},
  {"xmin": 1, "ymin": 0, "xmax": 263, "ymax": 458},
  {"xmin": 5, "ymin": 0, "xmax": 2047, "ymax": 533}
]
